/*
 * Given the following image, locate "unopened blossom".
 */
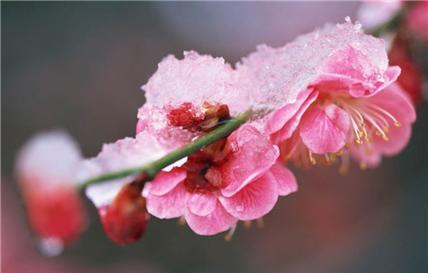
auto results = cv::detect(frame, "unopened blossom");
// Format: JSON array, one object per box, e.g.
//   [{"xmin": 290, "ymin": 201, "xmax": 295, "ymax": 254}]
[
  {"xmin": 406, "ymin": 1, "xmax": 428, "ymax": 41},
  {"xmin": 238, "ymin": 21, "xmax": 416, "ymax": 169},
  {"xmin": 82, "ymin": 131, "xmax": 168, "ymax": 244},
  {"xmin": 145, "ymin": 125, "xmax": 297, "ymax": 236},
  {"xmin": 15, "ymin": 131, "xmax": 87, "ymax": 254},
  {"xmin": 99, "ymin": 178, "xmax": 149, "ymax": 245}
]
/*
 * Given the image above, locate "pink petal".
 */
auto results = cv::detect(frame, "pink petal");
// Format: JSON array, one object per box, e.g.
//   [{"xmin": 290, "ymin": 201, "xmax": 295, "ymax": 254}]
[
  {"xmin": 266, "ymin": 88, "xmax": 312, "ymax": 135},
  {"xmin": 315, "ymin": 46, "xmax": 400, "ymax": 98},
  {"xmin": 350, "ymin": 144, "xmax": 381, "ymax": 168},
  {"xmin": 219, "ymin": 173, "xmax": 278, "ymax": 221},
  {"xmin": 367, "ymin": 83, "xmax": 416, "ymax": 125},
  {"xmin": 184, "ymin": 201, "xmax": 237, "ymax": 236},
  {"xmin": 146, "ymin": 183, "xmax": 188, "ymax": 219},
  {"xmin": 270, "ymin": 91, "xmax": 318, "ymax": 144},
  {"xmin": 374, "ymin": 125, "xmax": 412, "ymax": 156},
  {"xmin": 149, "ymin": 168, "xmax": 186, "ymax": 196},
  {"xmin": 220, "ymin": 125, "xmax": 279, "ymax": 198},
  {"xmin": 187, "ymin": 192, "xmax": 217, "ymax": 217},
  {"xmin": 269, "ymin": 163, "xmax": 298, "ymax": 196},
  {"xmin": 299, "ymin": 104, "xmax": 350, "ymax": 154}
]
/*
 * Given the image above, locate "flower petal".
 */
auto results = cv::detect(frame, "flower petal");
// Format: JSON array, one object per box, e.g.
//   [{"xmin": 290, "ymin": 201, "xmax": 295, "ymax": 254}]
[
  {"xmin": 374, "ymin": 124, "xmax": 412, "ymax": 156},
  {"xmin": 299, "ymin": 104, "xmax": 350, "ymax": 154},
  {"xmin": 184, "ymin": 201, "xmax": 237, "ymax": 236},
  {"xmin": 149, "ymin": 168, "xmax": 187, "ymax": 196},
  {"xmin": 350, "ymin": 144, "xmax": 382, "ymax": 168},
  {"xmin": 270, "ymin": 91, "xmax": 318, "ymax": 144},
  {"xmin": 269, "ymin": 163, "xmax": 298, "ymax": 196},
  {"xmin": 187, "ymin": 192, "xmax": 217, "ymax": 217},
  {"xmin": 316, "ymin": 45, "xmax": 396, "ymax": 98},
  {"xmin": 219, "ymin": 173, "xmax": 278, "ymax": 221},
  {"xmin": 266, "ymin": 88, "xmax": 312, "ymax": 135},
  {"xmin": 146, "ymin": 183, "xmax": 188, "ymax": 219},
  {"xmin": 220, "ymin": 125, "xmax": 279, "ymax": 198},
  {"xmin": 367, "ymin": 83, "xmax": 416, "ymax": 125}
]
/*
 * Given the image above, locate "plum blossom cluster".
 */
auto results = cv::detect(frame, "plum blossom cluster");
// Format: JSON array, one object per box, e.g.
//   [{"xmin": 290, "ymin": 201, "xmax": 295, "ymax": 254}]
[{"xmin": 15, "ymin": 19, "xmax": 419, "ymax": 253}]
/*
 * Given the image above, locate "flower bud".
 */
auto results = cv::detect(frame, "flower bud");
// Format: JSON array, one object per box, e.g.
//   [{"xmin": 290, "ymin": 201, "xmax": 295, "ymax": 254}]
[{"xmin": 99, "ymin": 180, "xmax": 149, "ymax": 245}]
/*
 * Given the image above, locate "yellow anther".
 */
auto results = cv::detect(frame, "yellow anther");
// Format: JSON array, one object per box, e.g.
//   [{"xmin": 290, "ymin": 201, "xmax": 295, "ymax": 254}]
[
  {"xmin": 382, "ymin": 134, "xmax": 389, "ymax": 141},
  {"xmin": 309, "ymin": 152, "xmax": 317, "ymax": 165},
  {"xmin": 243, "ymin": 221, "xmax": 252, "ymax": 229},
  {"xmin": 178, "ymin": 217, "xmax": 186, "ymax": 226},
  {"xmin": 394, "ymin": 121, "xmax": 401, "ymax": 127},
  {"xmin": 336, "ymin": 149, "xmax": 344, "ymax": 156},
  {"xmin": 324, "ymin": 154, "xmax": 332, "ymax": 165},
  {"xmin": 355, "ymin": 138, "xmax": 363, "ymax": 144}
]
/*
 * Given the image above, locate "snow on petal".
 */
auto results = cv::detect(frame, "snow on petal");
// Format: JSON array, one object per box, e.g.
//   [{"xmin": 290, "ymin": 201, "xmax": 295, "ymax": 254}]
[
  {"xmin": 16, "ymin": 130, "xmax": 83, "ymax": 186},
  {"xmin": 143, "ymin": 51, "xmax": 252, "ymax": 116}
]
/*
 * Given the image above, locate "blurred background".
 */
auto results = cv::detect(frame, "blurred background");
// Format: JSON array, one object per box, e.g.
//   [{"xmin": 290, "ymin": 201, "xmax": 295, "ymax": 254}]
[{"xmin": 2, "ymin": 2, "xmax": 427, "ymax": 273}]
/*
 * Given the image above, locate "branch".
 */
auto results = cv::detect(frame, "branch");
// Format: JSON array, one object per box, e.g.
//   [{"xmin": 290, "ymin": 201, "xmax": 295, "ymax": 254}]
[{"xmin": 79, "ymin": 110, "xmax": 252, "ymax": 189}]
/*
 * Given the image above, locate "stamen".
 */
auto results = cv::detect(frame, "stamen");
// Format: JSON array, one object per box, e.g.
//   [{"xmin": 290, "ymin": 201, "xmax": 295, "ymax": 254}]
[
  {"xmin": 359, "ymin": 161, "xmax": 367, "ymax": 170},
  {"xmin": 346, "ymin": 104, "xmax": 365, "ymax": 125},
  {"xmin": 363, "ymin": 107, "xmax": 390, "ymax": 130},
  {"xmin": 308, "ymin": 150, "xmax": 317, "ymax": 165},
  {"xmin": 339, "ymin": 152, "xmax": 350, "ymax": 175},
  {"xmin": 365, "ymin": 102, "xmax": 401, "ymax": 127},
  {"xmin": 224, "ymin": 224, "xmax": 237, "ymax": 242},
  {"xmin": 361, "ymin": 112, "xmax": 389, "ymax": 141},
  {"xmin": 243, "ymin": 221, "xmax": 252, "ymax": 229},
  {"xmin": 178, "ymin": 216, "xmax": 186, "ymax": 226},
  {"xmin": 324, "ymin": 154, "xmax": 332, "ymax": 165},
  {"xmin": 349, "ymin": 116, "xmax": 363, "ymax": 144}
]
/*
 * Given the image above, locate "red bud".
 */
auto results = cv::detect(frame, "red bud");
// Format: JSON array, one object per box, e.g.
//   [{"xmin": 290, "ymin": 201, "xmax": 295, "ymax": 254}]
[{"xmin": 99, "ymin": 182, "xmax": 148, "ymax": 245}]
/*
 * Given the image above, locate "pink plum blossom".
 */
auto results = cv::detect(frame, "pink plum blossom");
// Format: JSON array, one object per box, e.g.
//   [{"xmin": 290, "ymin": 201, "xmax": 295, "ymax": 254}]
[
  {"xmin": 238, "ymin": 21, "xmax": 416, "ymax": 169},
  {"xmin": 144, "ymin": 125, "xmax": 297, "ymax": 236},
  {"xmin": 15, "ymin": 131, "xmax": 87, "ymax": 253},
  {"xmin": 142, "ymin": 50, "xmax": 252, "ymax": 116},
  {"xmin": 137, "ymin": 51, "xmax": 258, "ymax": 139}
]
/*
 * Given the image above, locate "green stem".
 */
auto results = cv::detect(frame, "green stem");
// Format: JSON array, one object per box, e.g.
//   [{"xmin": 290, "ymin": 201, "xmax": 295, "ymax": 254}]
[{"xmin": 79, "ymin": 110, "xmax": 252, "ymax": 189}]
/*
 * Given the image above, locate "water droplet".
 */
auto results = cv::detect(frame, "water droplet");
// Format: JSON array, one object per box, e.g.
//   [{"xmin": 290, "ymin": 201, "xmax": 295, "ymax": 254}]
[{"xmin": 39, "ymin": 237, "xmax": 64, "ymax": 257}]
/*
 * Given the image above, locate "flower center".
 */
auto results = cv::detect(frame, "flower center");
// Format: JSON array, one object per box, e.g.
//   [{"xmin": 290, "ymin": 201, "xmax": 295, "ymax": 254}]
[
  {"xmin": 338, "ymin": 98, "xmax": 400, "ymax": 144},
  {"xmin": 183, "ymin": 139, "xmax": 228, "ymax": 193},
  {"xmin": 167, "ymin": 102, "xmax": 230, "ymax": 132},
  {"xmin": 281, "ymin": 94, "xmax": 401, "ymax": 171}
]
